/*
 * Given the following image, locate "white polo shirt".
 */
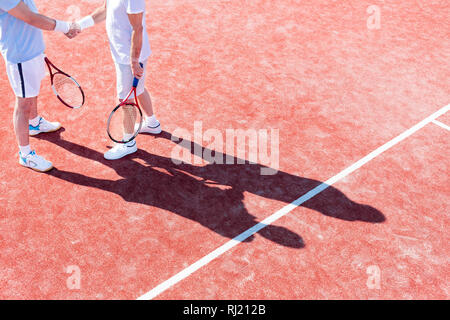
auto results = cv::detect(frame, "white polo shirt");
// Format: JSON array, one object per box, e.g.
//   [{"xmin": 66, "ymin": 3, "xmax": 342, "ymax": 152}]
[
  {"xmin": 0, "ymin": 0, "xmax": 45, "ymax": 63},
  {"xmin": 106, "ymin": 0, "xmax": 151, "ymax": 65}
]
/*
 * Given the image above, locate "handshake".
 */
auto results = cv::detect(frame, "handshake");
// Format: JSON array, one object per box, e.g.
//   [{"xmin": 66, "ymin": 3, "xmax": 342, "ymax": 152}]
[
  {"xmin": 65, "ymin": 22, "xmax": 82, "ymax": 39},
  {"xmin": 55, "ymin": 16, "xmax": 95, "ymax": 39}
]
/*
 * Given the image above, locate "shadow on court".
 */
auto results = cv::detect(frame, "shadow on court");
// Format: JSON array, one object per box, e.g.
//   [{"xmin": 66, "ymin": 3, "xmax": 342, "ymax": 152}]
[{"xmin": 36, "ymin": 129, "xmax": 385, "ymax": 249}]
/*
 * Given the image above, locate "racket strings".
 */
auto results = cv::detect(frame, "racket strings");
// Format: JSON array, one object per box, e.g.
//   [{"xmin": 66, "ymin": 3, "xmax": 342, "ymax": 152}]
[
  {"xmin": 107, "ymin": 103, "xmax": 142, "ymax": 143},
  {"xmin": 122, "ymin": 104, "xmax": 138, "ymax": 135},
  {"xmin": 53, "ymin": 73, "xmax": 84, "ymax": 108}
]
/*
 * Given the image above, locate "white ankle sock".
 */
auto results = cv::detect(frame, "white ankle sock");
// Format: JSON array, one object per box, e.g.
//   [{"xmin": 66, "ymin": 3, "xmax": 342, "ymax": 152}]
[
  {"xmin": 146, "ymin": 115, "xmax": 158, "ymax": 126},
  {"xmin": 19, "ymin": 145, "xmax": 31, "ymax": 156},
  {"xmin": 29, "ymin": 116, "xmax": 40, "ymax": 127}
]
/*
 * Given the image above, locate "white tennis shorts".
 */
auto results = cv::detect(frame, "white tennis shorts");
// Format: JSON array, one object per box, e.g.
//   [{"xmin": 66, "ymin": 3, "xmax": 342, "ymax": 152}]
[
  {"xmin": 114, "ymin": 60, "xmax": 147, "ymax": 100},
  {"xmin": 5, "ymin": 53, "xmax": 46, "ymax": 98}
]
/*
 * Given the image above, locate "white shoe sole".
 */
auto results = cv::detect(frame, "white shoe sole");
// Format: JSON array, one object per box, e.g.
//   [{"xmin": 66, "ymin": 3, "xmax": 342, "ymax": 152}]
[{"xmin": 19, "ymin": 159, "xmax": 53, "ymax": 172}]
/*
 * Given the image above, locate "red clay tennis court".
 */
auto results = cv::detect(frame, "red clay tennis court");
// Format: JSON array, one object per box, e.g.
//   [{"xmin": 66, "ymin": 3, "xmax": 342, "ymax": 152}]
[{"xmin": 0, "ymin": 0, "xmax": 448, "ymax": 300}]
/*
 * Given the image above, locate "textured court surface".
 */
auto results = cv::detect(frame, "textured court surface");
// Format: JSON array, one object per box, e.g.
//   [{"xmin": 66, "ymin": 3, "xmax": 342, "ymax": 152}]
[{"xmin": 0, "ymin": 0, "xmax": 449, "ymax": 299}]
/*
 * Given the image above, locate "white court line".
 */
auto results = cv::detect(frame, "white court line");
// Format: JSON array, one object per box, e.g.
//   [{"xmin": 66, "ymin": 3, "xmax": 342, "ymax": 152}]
[
  {"xmin": 432, "ymin": 119, "xmax": 450, "ymax": 131},
  {"xmin": 137, "ymin": 104, "xmax": 449, "ymax": 300}
]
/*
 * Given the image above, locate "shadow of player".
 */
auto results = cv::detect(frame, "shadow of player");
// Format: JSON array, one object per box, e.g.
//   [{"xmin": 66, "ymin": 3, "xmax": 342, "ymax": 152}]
[{"xmin": 36, "ymin": 129, "xmax": 385, "ymax": 249}]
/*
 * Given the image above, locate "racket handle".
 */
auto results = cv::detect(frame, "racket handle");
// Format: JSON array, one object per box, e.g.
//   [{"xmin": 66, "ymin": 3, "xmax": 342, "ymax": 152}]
[{"xmin": 132, "ymin": 62, "xmax": 144, "ymax": 88}]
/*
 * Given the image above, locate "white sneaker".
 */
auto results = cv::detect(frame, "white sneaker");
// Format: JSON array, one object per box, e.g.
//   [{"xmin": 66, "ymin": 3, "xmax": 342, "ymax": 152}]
[
  {"xmin": 135, "ymin": 118, "xmax": 162, "ymax": 134},
  {"xmin": 104, "ymin": 141, "xmax": 137, "ymax": 160},
  {"xmin": 19, "ymin": 150, "xmax": 53, "ymax": 172},
  {"xmin": 29, "ymin": 117, "xmax": 62, "ymax": 136}
]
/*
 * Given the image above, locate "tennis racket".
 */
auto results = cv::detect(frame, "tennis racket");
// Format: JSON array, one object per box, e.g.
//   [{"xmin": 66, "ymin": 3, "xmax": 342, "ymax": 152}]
[
  {"xmin": 106, "ymin": 63, "xmax": 144, "ymax": 144},
  {"xmin": 44, "ymin": 57, "xmax": 85, "ymax": 109}
]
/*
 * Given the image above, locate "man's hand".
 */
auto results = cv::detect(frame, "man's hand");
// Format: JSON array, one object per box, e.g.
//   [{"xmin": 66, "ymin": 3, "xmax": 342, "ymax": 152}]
[
  {"xmin": 131, "ymin": 60, "xmax": 144, "ymax": 79},
  {"xmin": 65, "ymin": 22, "xmax": 81, "ymax": 39}
]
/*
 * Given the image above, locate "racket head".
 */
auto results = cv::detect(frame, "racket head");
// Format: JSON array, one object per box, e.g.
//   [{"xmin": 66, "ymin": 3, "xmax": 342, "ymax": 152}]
[
  {"xmin": 51, "ymin": 72, "xmax": 85, "ymax": 109},
  {"xmin": 106, "ymin": 102, "xmax": 143, "ymax": 144}
]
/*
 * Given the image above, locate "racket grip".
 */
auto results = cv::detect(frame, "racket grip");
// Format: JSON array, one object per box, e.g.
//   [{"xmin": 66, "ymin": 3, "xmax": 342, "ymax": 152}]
[
  {"xmin": 132, "ymin": 62, "xmax": 144, "ymax": 88},
  {"xmin": 133, "ymin": 77, "xmax": 139, "ymax": 88}
]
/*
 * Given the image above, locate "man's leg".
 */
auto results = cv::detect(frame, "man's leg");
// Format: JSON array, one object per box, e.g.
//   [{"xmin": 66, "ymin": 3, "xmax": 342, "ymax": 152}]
[
  {"xmin": 15, "ymin": 96, "xmax": 53, "ymax": 172},
  {"xmin": 118, "ymin": 97, "xmax": 138, "ymax": 138},
  {"xmin": 14, "ymin": 96, "xmax": 35, "ymax": 150},
  {"xmin": 7, "ymin": 54, "xmax": 55, "ymax": 171},
  {"xmin": 29, "ymin": 98, "xmax": 38, "ymax": 120},
  {"xmin": 18, "ymin": 54, "xmax": 61, "ymax": 136},
  {"xmin": 104, "ymin": 63, "xmax": 138, "ymax": 160},
  {"xmin": 137, "ymin": 88, "xmax": 154, "ymax": 117},
  {"xmin": 137, "ymin": 88, "xmax": 161, "ymax": 134},
  {"xmin": 28, "ymin": 94, "xmax": 62, "ymax": 136}
]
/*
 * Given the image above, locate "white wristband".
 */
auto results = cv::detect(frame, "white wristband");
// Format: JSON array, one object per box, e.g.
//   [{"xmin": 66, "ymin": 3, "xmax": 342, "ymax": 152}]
[
  {"xmin": 54, "ymin": 20, "xmax": 70, "ymax": 33},
  {"xmin": 77, "ymin": 16, "xmax": 95, "ymax": 30}
]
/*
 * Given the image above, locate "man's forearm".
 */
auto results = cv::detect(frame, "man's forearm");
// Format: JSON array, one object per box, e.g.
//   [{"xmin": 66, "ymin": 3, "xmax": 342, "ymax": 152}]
[
  {"xmin": 130, "ymin": 27, "xmax": 143, "ymax": 62},
  {"xmin": 8, "ymin": 2, "xmax": 64, "ymax": 31},
  {"xmin": 128, "ymin": 11, "xmax": 145, "ymax": 78},
  {"xmin": 77, "ymin": 1, "xmax": 106, "ymax": 30},
  {"xmin": 25, "ymin": 12, "xmax": 57, "ymax": 31},
  {"xmin": 91, "ymin": 6, "xmax": 107, "ymax": 24}
]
